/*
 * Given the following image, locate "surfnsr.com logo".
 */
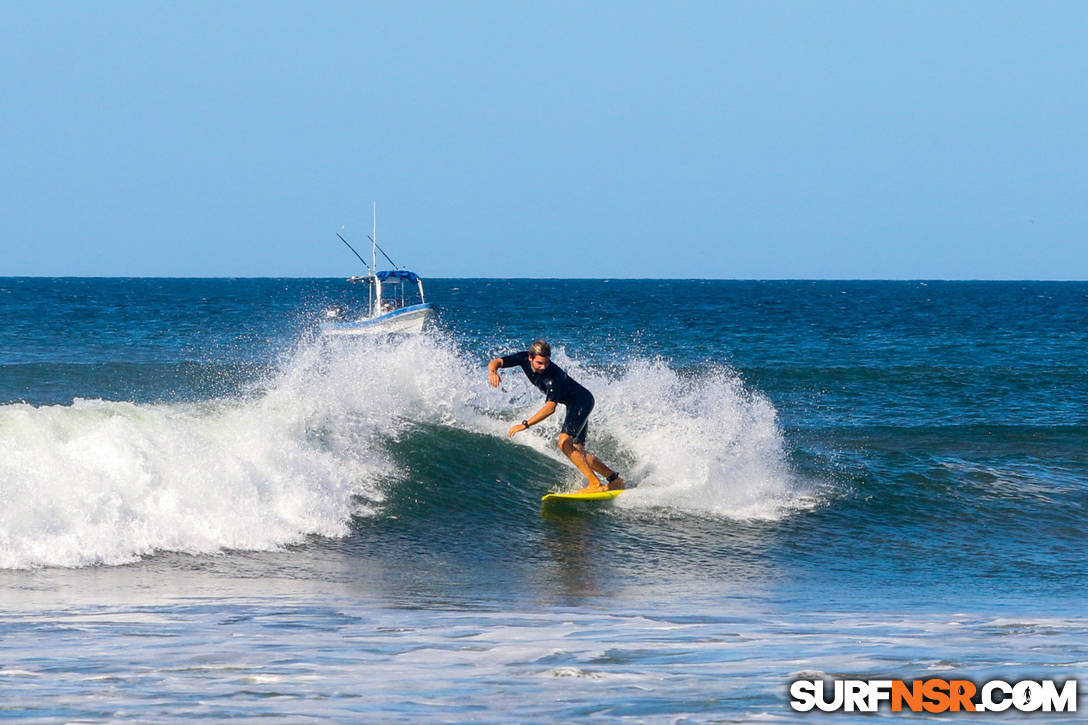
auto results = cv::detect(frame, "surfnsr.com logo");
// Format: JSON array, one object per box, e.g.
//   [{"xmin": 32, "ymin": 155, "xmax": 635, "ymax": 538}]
[{"xmin": 789, "ymin": 678, "xmax": 1078, "ymax": 713}]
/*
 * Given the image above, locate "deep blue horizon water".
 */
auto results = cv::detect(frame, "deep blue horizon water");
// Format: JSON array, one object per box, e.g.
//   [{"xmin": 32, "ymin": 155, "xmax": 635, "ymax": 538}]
[{"xmin": 1, "ymin": 278, "xmax": 1085, "ymax": 722}]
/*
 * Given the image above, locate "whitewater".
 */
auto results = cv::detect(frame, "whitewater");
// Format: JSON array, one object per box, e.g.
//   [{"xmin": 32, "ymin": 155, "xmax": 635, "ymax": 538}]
[{"xmin": 1, "ymin": 330, "xmax": 801, "ymax": 570}]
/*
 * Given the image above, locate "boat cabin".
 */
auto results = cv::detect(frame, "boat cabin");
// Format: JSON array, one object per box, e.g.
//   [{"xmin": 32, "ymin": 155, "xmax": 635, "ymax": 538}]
[{"xmin": 350, "ymin": 269, "xmax": 428, "ymax": 314}]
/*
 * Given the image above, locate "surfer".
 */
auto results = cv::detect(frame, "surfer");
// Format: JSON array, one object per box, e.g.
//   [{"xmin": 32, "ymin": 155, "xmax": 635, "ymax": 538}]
[{"xmin": 487, "ymin": 340, "xmax": 625, "ymax": 493}]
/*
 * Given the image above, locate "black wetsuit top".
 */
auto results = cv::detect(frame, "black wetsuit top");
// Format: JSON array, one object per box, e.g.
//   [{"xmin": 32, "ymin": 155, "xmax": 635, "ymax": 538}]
[{"xmin": 499, "ymin": 352, "xmax": 592, "ymax": 407}]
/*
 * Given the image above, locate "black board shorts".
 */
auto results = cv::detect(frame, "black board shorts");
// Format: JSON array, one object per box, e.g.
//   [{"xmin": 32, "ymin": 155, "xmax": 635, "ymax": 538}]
[{"xmin": 561, "ymin": 393, "xmax": 594, "ymax": 445}]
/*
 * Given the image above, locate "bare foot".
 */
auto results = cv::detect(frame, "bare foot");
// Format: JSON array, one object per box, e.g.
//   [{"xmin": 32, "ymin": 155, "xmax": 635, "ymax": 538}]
[
  {"xmin": 606, "ymin": 476, "xmax": 626, "ymax": 491},
  {"xmin": 575, "ymin": 482, "xmax": 607, "ymax": 494}
]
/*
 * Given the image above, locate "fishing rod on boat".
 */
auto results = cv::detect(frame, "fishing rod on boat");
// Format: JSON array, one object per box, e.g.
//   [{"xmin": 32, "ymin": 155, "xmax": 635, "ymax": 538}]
[
  {"xmin": 368, "ymin": 234, "xmax": 400, "ymax": 269},
  {"xmin": 337, "ymin": 232, "xmax": 374, "ymax": 274}
]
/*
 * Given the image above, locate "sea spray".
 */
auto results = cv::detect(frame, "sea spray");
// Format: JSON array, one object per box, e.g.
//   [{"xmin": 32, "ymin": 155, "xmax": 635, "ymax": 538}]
[
  {"xmin": 554, "ymin": 352, "xmax": 800, "ymax": 519},
  {"xmin": 0, "ymin": 332, "xmax": 804, "ymax": 569},
  {"xmin": 0, "ymin": 394, "xmax": 376, "ymax": 569}
]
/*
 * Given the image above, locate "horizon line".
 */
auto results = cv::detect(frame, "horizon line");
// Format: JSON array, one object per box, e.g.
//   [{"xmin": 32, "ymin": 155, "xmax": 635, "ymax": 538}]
[{"xmin": 2, "ymin": 276, "xmax": 1087, "ymax": 283}]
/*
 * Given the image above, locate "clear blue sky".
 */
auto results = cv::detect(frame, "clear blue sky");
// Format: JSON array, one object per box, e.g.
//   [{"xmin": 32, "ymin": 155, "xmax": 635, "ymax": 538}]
[{"xmin": 2, "ymin": 1, "xmax": 1085, "ymax": 278}]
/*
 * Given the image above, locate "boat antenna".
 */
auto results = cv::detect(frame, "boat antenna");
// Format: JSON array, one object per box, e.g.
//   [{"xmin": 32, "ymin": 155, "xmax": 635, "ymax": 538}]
[
  {"xmin": 337, "ymin": 231, "xmax": 373, "ymax": 273},
  {"xmin": 369, "ymin": 202, "xmax": 400, "ymax": 269}
]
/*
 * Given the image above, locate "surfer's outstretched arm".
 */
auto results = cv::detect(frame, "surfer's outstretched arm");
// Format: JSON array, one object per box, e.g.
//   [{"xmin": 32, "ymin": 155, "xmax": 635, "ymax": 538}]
[
  {"xmin": 507, "ymin": 401, "xmax": 556, "ymax": 438},
  {"xmin": 487, "ymin": 357, "xmax": 505, "ymax": 387}
]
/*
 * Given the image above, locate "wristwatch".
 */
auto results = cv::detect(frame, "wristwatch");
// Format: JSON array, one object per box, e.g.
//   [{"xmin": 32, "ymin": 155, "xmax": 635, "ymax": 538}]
[{"xmin": 522, "ymin": 419, "xmax": 530, "ymax": 428}]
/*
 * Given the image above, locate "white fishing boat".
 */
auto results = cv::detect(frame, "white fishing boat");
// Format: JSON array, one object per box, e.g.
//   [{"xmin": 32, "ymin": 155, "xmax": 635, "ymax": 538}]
[{"xmin": 322, "ymin": 205, "xmax": 435, "ymax": 336}]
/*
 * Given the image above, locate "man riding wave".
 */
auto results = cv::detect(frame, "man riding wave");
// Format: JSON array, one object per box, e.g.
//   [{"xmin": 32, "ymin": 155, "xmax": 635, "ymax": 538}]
[{"xmin": 488, "ymin": 340, "xmax": 625, "ymax": 494}]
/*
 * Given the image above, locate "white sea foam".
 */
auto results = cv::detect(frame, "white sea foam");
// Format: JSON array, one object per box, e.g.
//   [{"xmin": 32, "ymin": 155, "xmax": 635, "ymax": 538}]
[
  {"xmin": 0, "ymin": 332, "xmax": 802, "ymax": 569},
  {"xmin": 0, "ymin": 394, "xmax": 373, "ymax": 570},
  {"xmin": 550, "ymin": 351, "xmax": 801, "ymax": 519}
]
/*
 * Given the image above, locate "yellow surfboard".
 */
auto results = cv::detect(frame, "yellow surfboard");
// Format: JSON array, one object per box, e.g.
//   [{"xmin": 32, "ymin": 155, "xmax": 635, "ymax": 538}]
[{"xmin": 541, "ymin": 489, "xmax": 623, "ymax": 503}]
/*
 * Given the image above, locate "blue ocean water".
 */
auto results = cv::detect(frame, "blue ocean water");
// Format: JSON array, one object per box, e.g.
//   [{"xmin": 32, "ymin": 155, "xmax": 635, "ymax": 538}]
[{"xmin": 1, "ymin": 278, "xmax": 1085, "ymax": 722}]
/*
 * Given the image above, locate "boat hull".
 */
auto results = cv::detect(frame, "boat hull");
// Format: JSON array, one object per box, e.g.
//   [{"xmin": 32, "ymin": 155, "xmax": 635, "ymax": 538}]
[{"xmin": 322, "ymin": 303, "xmax": 435, "ymax": 335}]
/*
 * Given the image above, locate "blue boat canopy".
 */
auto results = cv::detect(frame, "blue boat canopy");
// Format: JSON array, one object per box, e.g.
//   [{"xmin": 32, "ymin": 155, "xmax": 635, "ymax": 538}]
[{"xmin": 376, "ymin": 270, "xmax": 421, "ymax": 283}]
